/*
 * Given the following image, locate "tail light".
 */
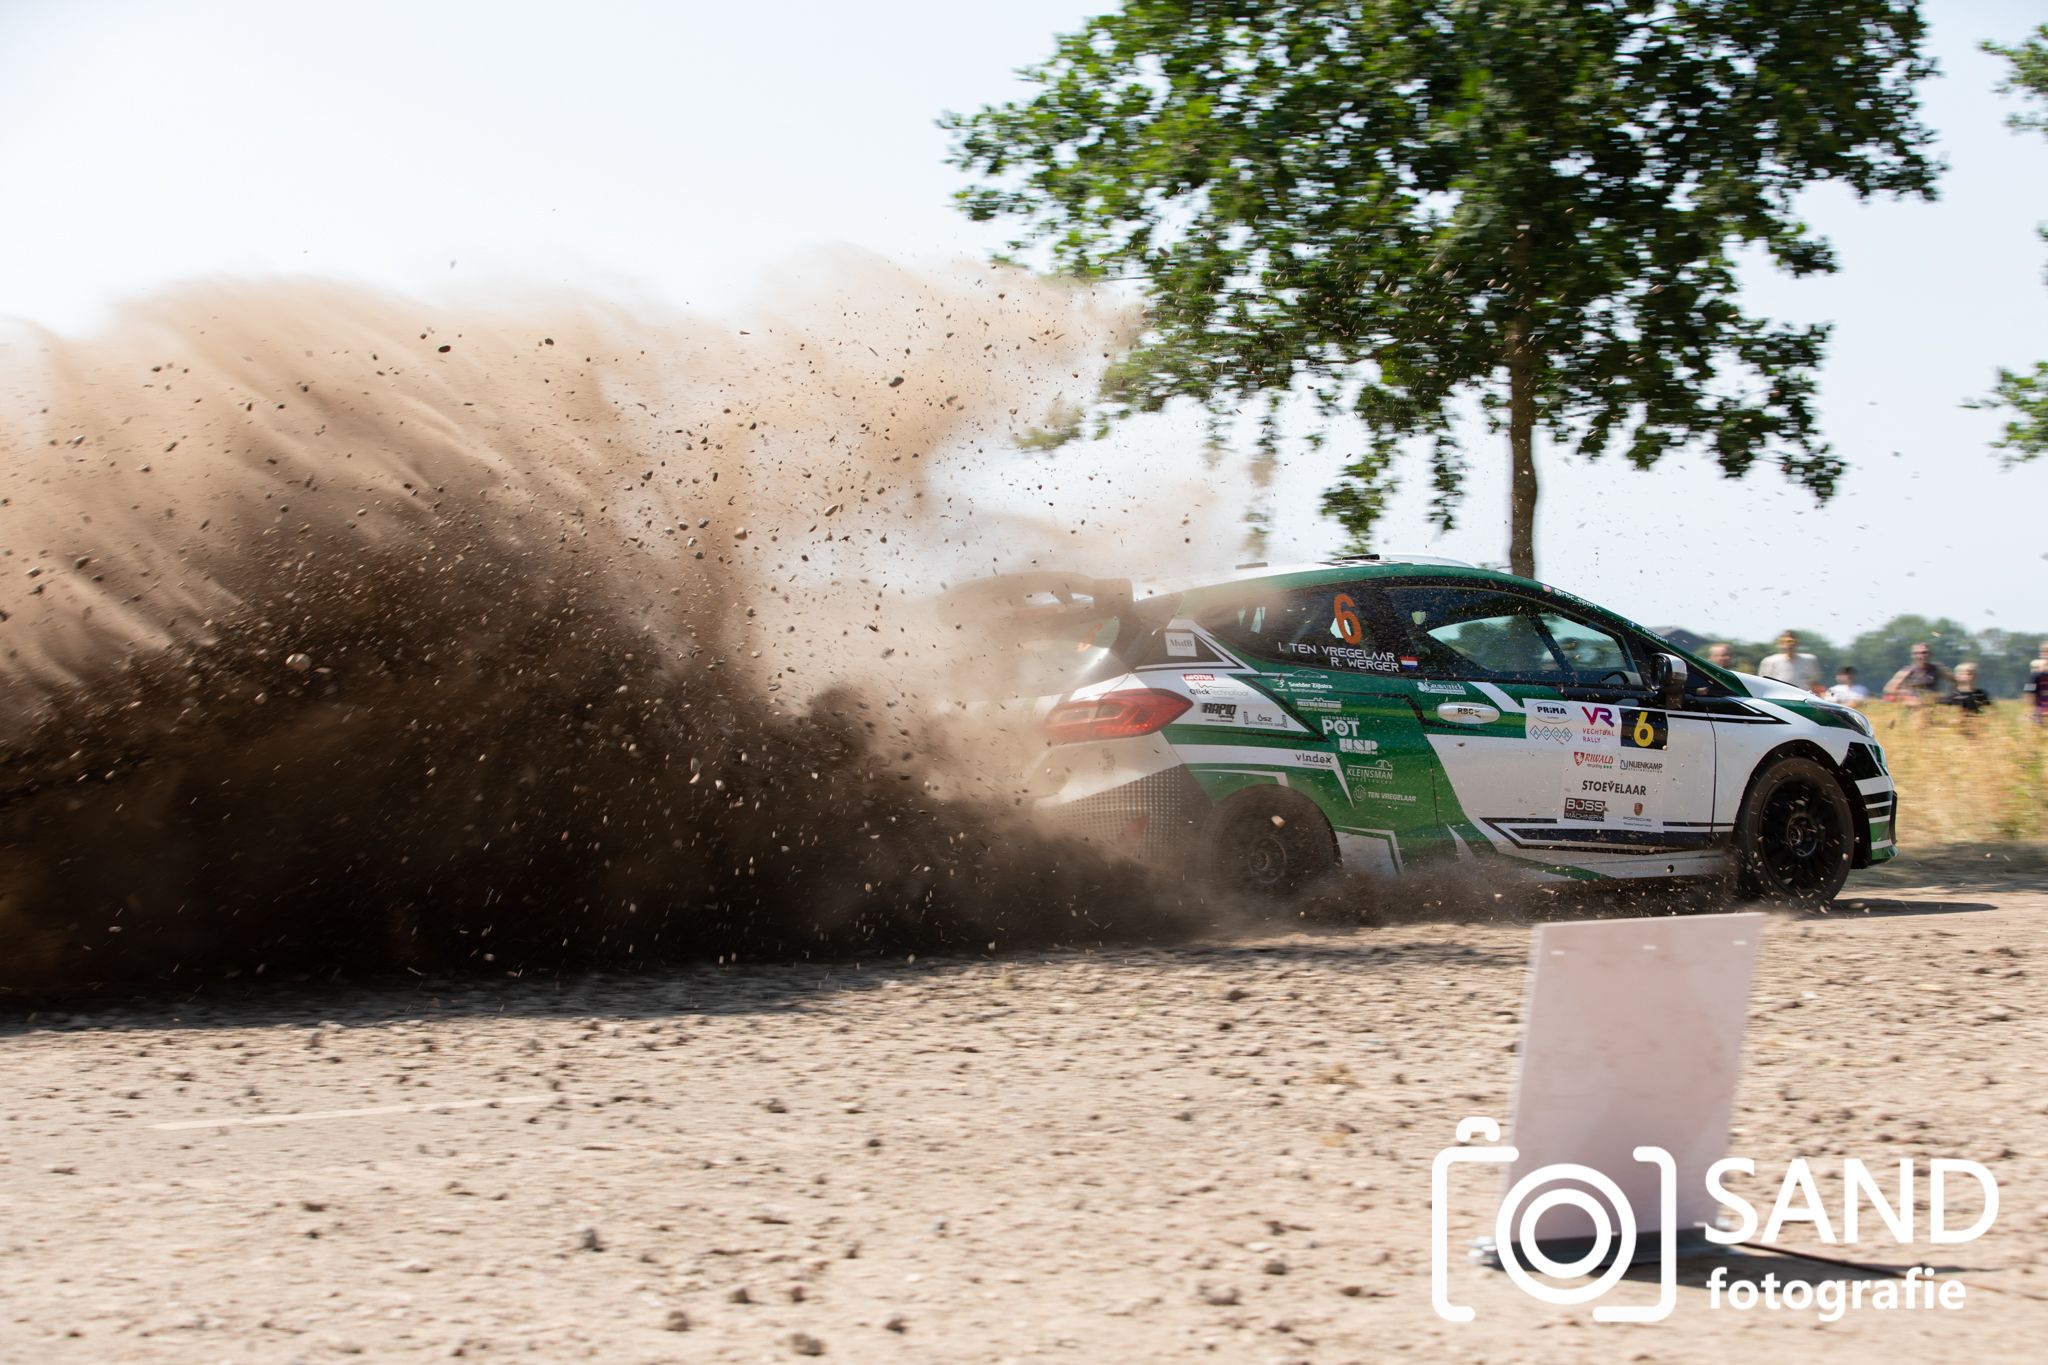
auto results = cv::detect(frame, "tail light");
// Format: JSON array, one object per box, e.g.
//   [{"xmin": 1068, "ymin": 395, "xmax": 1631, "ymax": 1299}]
[{"xmin": 1044, "ymin": 688, "xmax": 1191, "ymax": 744}]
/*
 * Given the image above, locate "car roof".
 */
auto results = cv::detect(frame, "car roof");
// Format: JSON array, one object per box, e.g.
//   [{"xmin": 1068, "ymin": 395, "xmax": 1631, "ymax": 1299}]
[{"xmin": 1135, "ymin": 555, "xmax": 1521, "ymax": 601}]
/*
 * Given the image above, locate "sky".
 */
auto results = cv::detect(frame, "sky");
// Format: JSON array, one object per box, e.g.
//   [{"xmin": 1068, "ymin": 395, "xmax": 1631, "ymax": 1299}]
[{"xmin": 2, "ymin": 0, "xmax": 2044, "ymax": 645}]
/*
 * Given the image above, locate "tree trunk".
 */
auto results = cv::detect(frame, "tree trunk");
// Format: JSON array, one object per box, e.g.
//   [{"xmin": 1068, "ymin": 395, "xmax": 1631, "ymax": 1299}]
[{"xmin": 1504, "ymin": 315, "xmax": 1539, "ymax": 580}]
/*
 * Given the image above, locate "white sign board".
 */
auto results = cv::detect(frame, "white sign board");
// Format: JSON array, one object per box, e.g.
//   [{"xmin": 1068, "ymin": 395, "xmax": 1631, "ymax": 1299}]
[{"xmin": 1501, "ymin": 911, "xmax": 1764, "ymax": 1247}]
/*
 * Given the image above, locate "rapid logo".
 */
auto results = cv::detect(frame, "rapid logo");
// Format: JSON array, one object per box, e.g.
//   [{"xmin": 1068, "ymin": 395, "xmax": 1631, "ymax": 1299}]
[{"xmin": 1620, "ymin": 708, "xmax": 1669, "ymax": 750}]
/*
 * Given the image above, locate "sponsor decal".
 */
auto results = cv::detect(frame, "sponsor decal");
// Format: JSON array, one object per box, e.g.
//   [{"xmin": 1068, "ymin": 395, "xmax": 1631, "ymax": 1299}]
[
  {"xmin": 1322, "ymin": 717, "xmax": 1362, "ymax": 737},
  {"xmin": 1618, "ymin": 755, "xmax": 1665, "ymax": 774},
  {"xmin": 1529, "ymin": 699, "xmax": 1573, "ymax": 724},
  {"xmin": 1563, "ymin": 797, "xmax": 1607, "ymax": 822},
  {"xmin": 1198, "ymin": 702, "xmax": 1237, "ymax": 720},
  {"xmin": 1294, "ymin": 750, "xmax": 1335, "ymax": 767},
  {"xmin": 1366, "ymin": 789, "xmax": 1419, "ymax": 803},
  {"xmin": 1296, "ymin": 697, "xmax": 1341, "ymax": 713},
  {"xmin": 1620, "ymin": 707, "xmax": 1669, "ymax": 750},
  {"xmin": 1576, "ymin": 703, "xmax": 1620, "ymax": 749},
  {"xmin": 1284, "ymin": 678, "xmax": 1332, "ymax": 691},
  {"xmin": 1436, "ymin": 701, "xmax": 1501, "ymax": 726},
  {"xmin": 1574, "ymin": 779, "xmax": 1649, "ymax": 797},
  {"xmin": 1528, "ymin": 722, "xmax": 1576, "ymax": 745},
  {"xmin": 1572, "ymin": 750, "xmax": 1616, "ymax": 769},
  {"xmin": 1165, "ymin": 630, "xmax": 1198, "ymax": 659},
  {"xmin": 1338, "ymin": 736, "xmax": 1379, "ymax": 755},
  {"xmin": 1416, "ymin": 680, "xmax": 1466, "ymax": 696},
  {"xmin": 1240, "ymin": 705, "xmax": 1290, "ymax": 729},
  {"xmin": 1346, "ymin": 759, "xmax": 1398, "ymax": 784}
]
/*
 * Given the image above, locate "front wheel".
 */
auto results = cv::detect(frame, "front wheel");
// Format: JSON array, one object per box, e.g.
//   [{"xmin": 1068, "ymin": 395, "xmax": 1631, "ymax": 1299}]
[
  {"xmin": 1199, "ymin": 788, "xmax": 1338, "ymax": 899},
  {"xmin": 1734, "ymin": 756, "xmax": 1855, "ymax": 904}
]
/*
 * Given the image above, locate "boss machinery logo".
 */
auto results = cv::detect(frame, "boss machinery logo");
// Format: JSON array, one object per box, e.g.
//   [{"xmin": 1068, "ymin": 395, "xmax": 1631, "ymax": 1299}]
[{"xmin": 1431, "ymin": 1117, "xmax": 1999, "ymax": 1324}]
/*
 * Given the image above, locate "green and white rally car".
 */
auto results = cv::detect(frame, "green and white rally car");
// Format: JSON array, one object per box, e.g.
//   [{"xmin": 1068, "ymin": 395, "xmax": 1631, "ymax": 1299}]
[{"xmin": 981, "ymin": 557, "xmax": 1894, "ymax": 905}]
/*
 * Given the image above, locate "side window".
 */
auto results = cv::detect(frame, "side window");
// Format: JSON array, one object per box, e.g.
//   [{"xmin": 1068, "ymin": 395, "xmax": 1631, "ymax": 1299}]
[
  {"xmin": 1385, "ymin": 585, "xmax": 1641, "ymax": 686},
  {"xmin": 1192, "ymin": 584, "xmax": 1402, "ymax": 673}
]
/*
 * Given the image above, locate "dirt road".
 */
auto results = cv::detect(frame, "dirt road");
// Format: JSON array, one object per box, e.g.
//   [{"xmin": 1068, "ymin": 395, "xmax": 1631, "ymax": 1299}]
[{"xmin": 4, "ymin": 862, "xmax": 2045, "ymax": 1362}]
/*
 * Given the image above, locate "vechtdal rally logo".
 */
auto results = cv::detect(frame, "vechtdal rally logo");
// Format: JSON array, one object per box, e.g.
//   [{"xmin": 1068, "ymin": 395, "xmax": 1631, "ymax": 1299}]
[{"xmin": 1432, "ymin": 1117, "xmax": 1998, "ymax": 1324}]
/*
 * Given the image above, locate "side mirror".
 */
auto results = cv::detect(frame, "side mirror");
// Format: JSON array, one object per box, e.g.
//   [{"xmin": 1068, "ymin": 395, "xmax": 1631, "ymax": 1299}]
[{"xmin": 1652, "ymin": 652, "xmax": 1688, "ymax": 711}]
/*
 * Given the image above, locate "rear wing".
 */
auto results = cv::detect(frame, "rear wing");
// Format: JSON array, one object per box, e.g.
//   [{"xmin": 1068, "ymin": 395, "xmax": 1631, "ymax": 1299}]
[{"xmin": 936, "ymin": 572, "xmax": 1142, "ymax": 647}]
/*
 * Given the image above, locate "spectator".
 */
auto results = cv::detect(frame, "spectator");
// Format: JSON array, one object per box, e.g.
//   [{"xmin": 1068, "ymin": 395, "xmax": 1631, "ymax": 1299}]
[
  {"xmin": 1757, "ymin": 630, "xmax": 1823, "ymax": 695},
  {"xmin": 1941, "ymin": 662, "xmax": 1993, "ymax": 716},
  {"xmin": 2026, "ymin": 640, "xmax": 2048, "ymax": 727},
  {"xmin": 1884, "ymin": 642, "xmax": 1952, "ymax": 706},
  {"xmin": 1706, "ymin": 642, "xmax": 1736, "ymax": 672},
  {"xmin": 1826, "ymin": 666, "xmax": 1870, "ymax": 709}
]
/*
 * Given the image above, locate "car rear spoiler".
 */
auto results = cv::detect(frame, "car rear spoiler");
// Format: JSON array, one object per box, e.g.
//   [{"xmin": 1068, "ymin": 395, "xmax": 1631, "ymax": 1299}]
[{"xmin": 936, "ymin": 572, "xmax": 1142, "ymax": 647}]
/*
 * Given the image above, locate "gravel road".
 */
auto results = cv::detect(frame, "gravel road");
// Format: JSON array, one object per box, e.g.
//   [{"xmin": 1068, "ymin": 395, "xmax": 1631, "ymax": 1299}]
[{"xmin": 4, "ymin": 862, "xmax": 2045, "ymax": 1363}]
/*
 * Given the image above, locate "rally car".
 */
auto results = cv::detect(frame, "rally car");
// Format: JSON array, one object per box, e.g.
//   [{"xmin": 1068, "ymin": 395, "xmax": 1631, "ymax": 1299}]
[{"xmin": 964, "ymin": 556, "xmax": 1894, "ymax": 904}]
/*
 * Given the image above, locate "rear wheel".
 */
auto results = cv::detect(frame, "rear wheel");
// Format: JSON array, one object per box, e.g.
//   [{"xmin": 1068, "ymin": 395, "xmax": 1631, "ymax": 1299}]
[
  {"xmin": 1200, "ymin": 787, "xmax": 1338, "ymax": 898},
  {"xmin": 1735, "ymin": 756, "xmax": 1855, "ymax": 904}
]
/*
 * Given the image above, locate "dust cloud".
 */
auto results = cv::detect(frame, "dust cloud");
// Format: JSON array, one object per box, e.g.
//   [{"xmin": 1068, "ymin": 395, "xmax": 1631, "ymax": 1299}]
[{"xmin": 0, "ymin": 257, "xmax": 1233, "ymax": 995}]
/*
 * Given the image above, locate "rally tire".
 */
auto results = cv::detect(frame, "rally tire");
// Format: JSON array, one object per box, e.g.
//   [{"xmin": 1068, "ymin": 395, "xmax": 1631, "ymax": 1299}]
[
  {"xmin": 1199, "ymin": 787, "xmax": 1339, "ymax": 899},
  {"xmin": 1734, "ymin": 756, "xmax": 1855, "ymax": 905}
]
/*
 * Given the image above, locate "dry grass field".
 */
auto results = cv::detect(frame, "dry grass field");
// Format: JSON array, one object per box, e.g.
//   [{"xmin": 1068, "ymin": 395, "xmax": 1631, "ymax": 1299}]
[{"xmin": 1866, "ymin": 701, "xmax": 2047, "ymax": 848}]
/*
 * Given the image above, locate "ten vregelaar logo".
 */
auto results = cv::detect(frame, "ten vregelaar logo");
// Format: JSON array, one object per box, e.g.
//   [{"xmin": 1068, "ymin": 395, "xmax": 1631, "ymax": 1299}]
[{"xmin": 1431, "ymin": 1117, "xmax": 2000, "ymax": 1324}]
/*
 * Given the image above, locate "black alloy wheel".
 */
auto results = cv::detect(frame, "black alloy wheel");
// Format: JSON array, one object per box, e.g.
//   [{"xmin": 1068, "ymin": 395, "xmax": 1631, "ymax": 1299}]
[
  {"xmin": 1735, "ymin": 755, "xmax": 1855, "ymax": 904},
  {"xmin": 1202, "ymin": 787, "xmax": 1339, "ymax": 899}
]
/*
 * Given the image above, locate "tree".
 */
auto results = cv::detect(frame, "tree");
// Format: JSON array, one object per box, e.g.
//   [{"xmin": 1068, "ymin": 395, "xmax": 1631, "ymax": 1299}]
[
  {"xmin": 1979, "ymin": 23, "xmax": 2048, "ymax": 462},
  {"xmin": 946, "ymin": 0, "xmax": 1939, "ymax": 576}
]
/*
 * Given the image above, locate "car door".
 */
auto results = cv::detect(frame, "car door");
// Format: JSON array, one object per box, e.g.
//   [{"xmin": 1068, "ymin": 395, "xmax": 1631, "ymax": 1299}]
[
  {"xmin": 1379, "ymin": 581, "xmax": 1718, "ymax": 873},
  {"xmin": 1184, "ymin": 581, "xmax": 1445, "ymax": 875}
]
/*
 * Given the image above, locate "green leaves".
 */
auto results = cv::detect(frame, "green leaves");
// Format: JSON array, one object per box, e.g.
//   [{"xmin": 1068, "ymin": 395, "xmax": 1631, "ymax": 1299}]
[
  {"xmin": 1975, "ymin": 361, "xmax": 2048, "ymax": 465},
  {"xmin": 1981, "ymin": 23, "xmax": 2048, "ymax": 462},
  {"xmin": 1987, "ymin": 23, "xmax": 2048, "ymax": 133},
  {"xmin": 945, "ymin": 0, "xmax": 1938, "ymax": 559}
]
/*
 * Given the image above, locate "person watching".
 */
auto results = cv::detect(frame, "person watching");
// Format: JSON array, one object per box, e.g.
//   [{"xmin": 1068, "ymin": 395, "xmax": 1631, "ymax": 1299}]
[
  {"xmin": 1884, "ymin": 642, "xmax": 1952, "ymax": 706},
  {"xmin": 1826, "ymin": 666, "xmax": 1870, "ymax": 709},
  {"xmin": 1941, "ymin": 662, "xmax": 1993, "ymax": 716},
  {"xmin": 1757, "ymin": 630, "xmax": 1823, "ymax": 695},
  {"xmin": 1706, "ymin": 642, "xmax": 1736, "ymax": 672}
]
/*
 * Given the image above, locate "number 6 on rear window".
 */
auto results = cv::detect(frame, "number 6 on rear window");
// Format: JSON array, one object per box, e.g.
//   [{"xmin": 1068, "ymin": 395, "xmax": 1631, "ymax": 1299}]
[{"xmin": 1332, "ymin": 593, "xmax": 1364, "ymax": 645}]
